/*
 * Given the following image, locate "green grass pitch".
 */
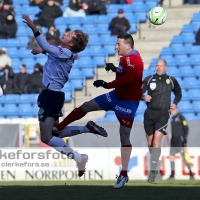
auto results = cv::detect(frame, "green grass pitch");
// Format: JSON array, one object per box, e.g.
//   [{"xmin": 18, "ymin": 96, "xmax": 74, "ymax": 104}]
[{"xmin": 0, "ymin": 180, "xmax": 200, "ymax": 200}]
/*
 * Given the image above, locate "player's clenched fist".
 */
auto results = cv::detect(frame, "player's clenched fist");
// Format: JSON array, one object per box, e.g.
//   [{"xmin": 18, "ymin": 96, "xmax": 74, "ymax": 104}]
[
  {"xmin": 105, "ymin": 63, "xmax": 117, "ymax": 72},
  {"xmin": 31, "ymin": 47, "xmax": 43, "ymax": 55}
]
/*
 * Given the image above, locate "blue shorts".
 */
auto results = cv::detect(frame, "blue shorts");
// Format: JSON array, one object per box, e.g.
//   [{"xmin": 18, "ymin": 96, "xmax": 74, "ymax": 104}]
[{"xmin": 94, "ymin": 90, "xmax": 140, "ymax": 128}]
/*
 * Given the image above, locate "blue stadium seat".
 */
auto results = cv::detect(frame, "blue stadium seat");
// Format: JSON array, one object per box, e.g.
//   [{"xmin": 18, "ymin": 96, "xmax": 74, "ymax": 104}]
[
  {"xmin": 178, "ymin": 101, "xmax": 194, "ymax": 113},
  {"xmin": 188, "ymin": 90, "xmax": 200, "ymax": 101},
  {"xmin": 35, "ymin": 57, "xmax": 47, "ymax": 65},
  {"xmin": 68, "ymin": 24, "xmax": 82, "ymax": 30},
  {"xmin": 172, "ymin": 46, "xmax": 188, "ymax": 56},
  {"xmin": 143, "ymin": 69, "xmax": 151, "ymax": 78},
  {"xmin": 190, "ymin": 55, "xmax": 200, "ymax": 66},
  {"xmin": 171, "ymin": 35, "xmax": 183, "ymax": 44},
  {"xmin": 82, "ymin": 25, "xmax": 98, "ymax": 35},
  {"xmin": 94, "ymin": 57, "xmax": 106, "ymax": 67},
  {"xmin": 191, "ymin": 21, "xmax": 200, "ymax": 32},
  {"xmin": 69, "ymin": 69, "xmax": 85, "ymax": 90},
  {"xmin": 181, "ymin": 24, "xmax": 196, "ymax": 34},
  {"xmin": 90, "ymin": 47, "xmax": 108, "ymax": 57},
  {"xmin": 101, "ymin": 35, "xmax": 117, "ymax": 45},
  {"xmin": 78, "ymin": 48, "xmax": 92, "ymax": 57},
  {"xmin": 0, "ymin": 105, "xmax": 4, "ymax": 117},
  {"xmin": 107, "ymin": 5, "xmax": 123, "ymax": 13},
  {"xmin": 0, "ymin": 95, "xmax": 5, "ymax": 105},
  {"xmin": 81, "ymin": 67, "xmax": 95, "ymax": 79},
  {"xmin": 16, "ymin": 27, "xmax": 32, "ymax": 37},
  {"xmin": 104, "ymin": 45, "xmax": 116, "ymax": 56},
  {"xmin": 124, "ymin": 14, "xmax": 139, "ymax": 24},
  {"xmin": 175, "ymin": 55, "xmax": 191, "ymax": 67},
  {"xmin": 54, "ymin": 17, "xmax": 69, "ymax": 25},
  {"xmin": 4, "ymin": 95, "xmax": 20, "ymax": 104},
  {"xmin": 64, "ymin": 91, "xmax": 72, "ymax": 102},
  {"xmin": 62, "ymin": 82, "xmax": 74, "ymax": 92},
  {"xmin": 23, "ymin": 6, "xmax": 40, "ymax": 15},
  {"xmin": 122, "ymin": 4, "xmax": 134, "ymax": 13},
  {"xmin": 145, "ymin": 1, "xmax": 158, "ymax": 9},
  {"xmin": 4, "ymin": 104, "xmax": 19, "ymax": 117},
  {"xmin": 96, "ymin": 15, "xmax": 112, "ymax": 24},
  {"xmin": 182, "ymin": 113, "xmax": 199, "ymax": 121},
  {"xmin": 133, "ymin": 3, "xmax": 149, "ymax": 12},
  {"xmin": 7, "ymin": 47, "xmax": 20, "ymax": 58},
  {"xmin": 17, "ymin": 36, "xmax": 30, "ymax": 47},
  {"xmin": 21, "ymin": 58, "xmax": 36, "ymax": 68},
  {"xmin": 97, "ymin": 24, "xmax": 111, "ymax": 35},
  {"xmin": 6, "ymin": 39, "xmax": 20, "ymax": 47},
  {"xmin": 181, "ymin": 33, "xmax": 196, "ymax": 44},
  {"xmin": 19, "ymin": 104, "xmax": 37, "ymax": 117},
  {"xmin": 136, "ymin": 12, "xmax": 147, "ymax": 23},
  {"xmin": 193, "ymin": 101, "xmax": 200, "ymax": 113},
  {"xmin": 181, "ymin": 67, "xmax": 195, "ymax": 77},
  {"xmin": 160, "ymin": 47, "xmax": 173, "ymax": 56},
  {"xmin": 184, "ymin": 77, "xmax": 200, "ymax": 89},
  {"xmin": 0, "ymin": 39, "xmax": 7, "ymax": 46},
  {"xmin": 78, "ymin": 58, "xmax": 97, "ymax": 69},
  {"xmin": 136, "ymin": 101, "xmax": 147, "ymax": 114},
  {"xmin": 188, "ymin": 45, "xmax": 200, "ymax": 55},
  {"xmin": 149, "ymin": 58, "xmax": 158, "ymax": 68},
  {"xmin": 81, "ymin": 15, "xmax": 98, "ymax": 24},
  {"xmin": 191, "ymin": 13, "xmax": 200, "ymax": 22},
  {"xmin": 175, "ymin": 77, "xmax": 186, "ymax": 89},
  {"xmin": 167, "ymin": 67, "xmax": 181, "ymax": 77},
  {"xmin": 194, "ymin": 66, "xmax": 200, "ymax": 77},
  {"xmin": 18, "ymin": 94, "xmax": 36, "ymax": 104},
  {"xmin": 67, "ymin": 17, "xmax": 83, "ymax": 25},
  {"xmin": 181, "ymin": 90, "xmax": 190, "ymax": 101},
  {"xmin": 88, "ymin": 35, "xmax": 102, "ymax": 46},
  {"xmin": 128, "ymin": 23, "xmax": 137, "ymax": 34},
  {"xmin": 21, "ymin": 48, "xmax": 35, "ymax": 58}
]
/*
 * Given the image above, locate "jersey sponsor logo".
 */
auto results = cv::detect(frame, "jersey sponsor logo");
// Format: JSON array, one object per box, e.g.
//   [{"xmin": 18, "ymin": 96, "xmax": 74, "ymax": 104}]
[
  {"xmin": 122, "ymin": 119, "xmax": 130, "ymax": 125},
  {"xmin": 126, "ymin": 57, "xmax": 135, "ymax": 68},
  {"xmin": 150, "ymin": 83, "xmax": 156, "ymax": 90},
  {"xmin": 106, "ymin": 93, "xmax": 111, "ymax": 102},
  {"xmin": 166, "ymin": 79, "xmax": 170, "ymax": 84},
  {"xmin": 115, "ymin": 105, "xmax": 132, "ymax": 113}
]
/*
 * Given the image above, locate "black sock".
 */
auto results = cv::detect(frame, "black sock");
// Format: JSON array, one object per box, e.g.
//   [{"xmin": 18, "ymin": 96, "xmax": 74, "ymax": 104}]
[
  {"xmin": 151, "ymin": 147, "xmax": 161, "ymax": 171},
  {"xmin": 170, "ymin": 161, "xmax": 175, "ymax": 177}
]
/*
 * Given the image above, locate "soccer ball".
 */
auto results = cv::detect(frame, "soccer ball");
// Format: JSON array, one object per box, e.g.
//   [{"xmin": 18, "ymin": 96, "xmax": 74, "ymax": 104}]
[{"xmin": 149, "ymin": 7, "xmax": 167, "ymax": 25}]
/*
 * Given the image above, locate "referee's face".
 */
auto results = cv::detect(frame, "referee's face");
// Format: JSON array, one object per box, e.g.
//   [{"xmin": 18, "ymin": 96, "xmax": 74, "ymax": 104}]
[{"xmin": 156, "ymin": 60, "xmax": 167, "ymax": 76}]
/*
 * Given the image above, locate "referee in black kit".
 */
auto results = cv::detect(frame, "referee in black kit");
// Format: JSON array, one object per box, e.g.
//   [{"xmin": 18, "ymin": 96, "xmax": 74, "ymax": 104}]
[{"xmin": 142, "ymin": 59, "xmax": 182, "ymax": 183}]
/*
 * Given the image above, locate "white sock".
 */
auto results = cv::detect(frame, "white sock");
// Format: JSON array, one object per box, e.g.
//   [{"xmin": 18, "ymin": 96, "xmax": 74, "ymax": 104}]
[
  {"xmin": 48, "ymin": 137, "xmax": 82, "ymax": 162},
  {"xmin": 59, "ymin": 126, "xmax": 91, "ymax": 138}
]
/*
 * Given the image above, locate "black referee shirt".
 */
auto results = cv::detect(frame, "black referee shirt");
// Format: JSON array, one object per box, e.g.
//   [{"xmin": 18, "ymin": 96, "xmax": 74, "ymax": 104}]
[{"xmin": 143, "ymin": 73, "xmax": 182, "ymax": 110}]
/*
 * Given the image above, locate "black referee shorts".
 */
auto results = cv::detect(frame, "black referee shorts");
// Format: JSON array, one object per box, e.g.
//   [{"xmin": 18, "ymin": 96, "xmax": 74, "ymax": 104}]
[
  {"xmin": 37, "ymin": 89, "xmax": 65, "ymax": 122},
  {"xmin": 170, "ymin": 138, "xmax": 184, "ymax": 156},
  {"xmin": 144, "ymin": 108, "xmax": 170, "ymax": 136}
]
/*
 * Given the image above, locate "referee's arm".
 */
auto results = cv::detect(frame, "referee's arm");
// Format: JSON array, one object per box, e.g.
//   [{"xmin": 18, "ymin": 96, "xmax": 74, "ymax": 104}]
[
  {"xmin": 180, "ymin": 115, "xmax": 189, "ymax": 145},
  {"xmin": 142, "ymin": 75, "xmax": 151, "ymax": 100},
  {"xmin": 171, "ymin": 77, "xmax": 182, "ymax": 105}
]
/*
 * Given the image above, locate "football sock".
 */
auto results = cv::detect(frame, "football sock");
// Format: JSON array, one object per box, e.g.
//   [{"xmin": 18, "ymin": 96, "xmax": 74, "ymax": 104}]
[
  {"xmin": 55, "ymin": 107, "xmax": 87, "ymax": 131},
  {"xmin": 148, "ymin": 146, "xmax": 153, "ymax": 155},
  {"xmin": 59, "ymin": 126, "xmax": 90, "ymax": 138},
  {"xmin": 48, "ymin": 137, "xmax": 82, "ymax": 162},
  {"xmin": 151, "ymin": 147, "xmax": 161, "ymax": 172},
  {"xmin": 170, "ymin": 161, "xmax": 175, "ymax": 177},
  {"xmin": 120, "ymin": 144, "xmax": 132, "ymax": 177}
]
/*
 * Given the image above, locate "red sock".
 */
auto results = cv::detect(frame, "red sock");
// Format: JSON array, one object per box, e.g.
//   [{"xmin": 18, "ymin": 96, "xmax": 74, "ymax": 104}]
[
  {"xmin": 55, "ymin": 107, "xmax": 86, "ymax": 131},
  {"xmin": 120, "ymin": 144, "xmax": 132, "ymax": 177}
]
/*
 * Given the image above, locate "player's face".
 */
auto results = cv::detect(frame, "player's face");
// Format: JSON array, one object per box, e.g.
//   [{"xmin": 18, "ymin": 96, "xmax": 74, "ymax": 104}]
[
  {"xmin": 115, "ymin": 38, "xmax": 130, "ymax": 56},
  {"xmin": 156, "ymin": 60, "xmax": 167, "ymax": 75},
  {"xmin": 60, "ymin": 31, "xmax": 76, "ymax": 49}
]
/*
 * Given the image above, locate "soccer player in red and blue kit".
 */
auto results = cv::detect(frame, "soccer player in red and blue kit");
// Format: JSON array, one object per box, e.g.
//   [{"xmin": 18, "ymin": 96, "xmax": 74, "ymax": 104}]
[{"xmin": 53, "ymin": 33, "xmax": 144, "ymax": 189}]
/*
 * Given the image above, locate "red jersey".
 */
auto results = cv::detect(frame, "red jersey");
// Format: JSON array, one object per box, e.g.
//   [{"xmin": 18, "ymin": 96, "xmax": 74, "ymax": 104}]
[{"xmin": 107, "ymin": 50, "xmax": 143, "ymax": 100}]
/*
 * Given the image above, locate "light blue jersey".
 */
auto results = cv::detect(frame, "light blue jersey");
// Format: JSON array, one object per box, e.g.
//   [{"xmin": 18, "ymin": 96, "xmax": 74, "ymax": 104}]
[{"xmin": 36, "ymin": 34, "xmax": 78, "ymax": 91}]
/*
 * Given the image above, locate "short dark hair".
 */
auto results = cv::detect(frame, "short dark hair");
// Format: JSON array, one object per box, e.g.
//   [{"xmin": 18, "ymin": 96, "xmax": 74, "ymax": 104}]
[
  {"xmin": 118, "ymin": 33, "xmax": 134, "ymax": 48},
  {"xmin": 71, "ymin": 30, "xmax": 89, "ymax": 53}
]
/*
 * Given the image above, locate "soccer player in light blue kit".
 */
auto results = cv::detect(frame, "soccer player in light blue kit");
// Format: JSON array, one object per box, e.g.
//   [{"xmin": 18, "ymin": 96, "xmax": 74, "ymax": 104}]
[{"xmin": 22, "ymin": 15, "xmax": 107, "ymax": 177}]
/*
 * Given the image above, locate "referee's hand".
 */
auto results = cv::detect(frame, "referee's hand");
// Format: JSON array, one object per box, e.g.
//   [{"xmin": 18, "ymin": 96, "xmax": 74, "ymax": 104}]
[{"xmin": 144, "ymin": 95, "xmax": 152, "ymax": 102}]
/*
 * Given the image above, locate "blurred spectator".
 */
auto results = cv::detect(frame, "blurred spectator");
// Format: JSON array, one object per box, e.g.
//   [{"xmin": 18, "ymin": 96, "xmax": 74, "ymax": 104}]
[
  {"xmin": 26, "ymin": 63, "xmax": 43, "ymax": 94},
  {"xmin": 27, "ymin": 25, "xmax": 43, "ymax": 49},
  {"xmin": 0, "ymin": 1, "xmax": 14, "ymax": 23},
  {"xmin": 109, "ymin": 9, "xmax": 130, "ymax": 36},
  {"xmin": 0, "ymin": 65, "xmax": 14, "ymax": 94},
  {"xmin": 85, "ymin": 0, "xmax": 107, "ymax": 15},
  {"xmin": 33, "ymin": 0, "xmax": 63, "ymax": 28},
  {"xmin": 0, "ymin": 47, "xmax": 12, "ymax": 70},
  {"xmin": 63, "ymin": 0, "xmax": 86, "ymax": 17},
  {"xmin": 45, "ymin": 25, "xmax": 60, "ymax": 46},
  {"xmin": 193, "ymin": 27, "xmax": 200, "ymax": 45},
  {"xmin": 29, "ymin": 0, "xmax": 63, "ymax": 6},
  {"xmin": 13, "ymin": 65, "xmax": 29, "ymax": 94},
  {"xmin": 0, "ymin": 12, "xmax": 17, "ymax": 38},
  {"xmin": 110, "ymin": 0, "xmax": 127, "ymax": 4}
]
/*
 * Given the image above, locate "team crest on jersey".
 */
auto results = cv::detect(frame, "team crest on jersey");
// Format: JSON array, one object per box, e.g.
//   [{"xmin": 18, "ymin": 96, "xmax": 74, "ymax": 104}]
[
  {"xmin": 150, "ymin": 83, "xmax": 156, "ymax": 90},
  {"xmin": 166, "ymin": 79, "xmax": 170, "ymax": 84}
]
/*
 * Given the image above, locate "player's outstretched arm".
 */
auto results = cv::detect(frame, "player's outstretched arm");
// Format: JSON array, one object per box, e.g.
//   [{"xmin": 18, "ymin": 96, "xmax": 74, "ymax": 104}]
[{"xmin": 22, "ymin": 15, "xmax": 39, "ymax": 34}]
